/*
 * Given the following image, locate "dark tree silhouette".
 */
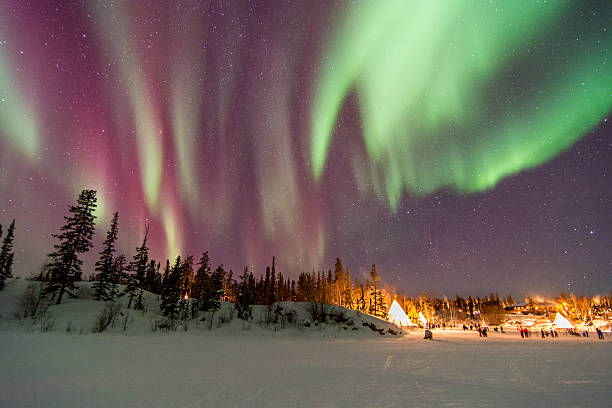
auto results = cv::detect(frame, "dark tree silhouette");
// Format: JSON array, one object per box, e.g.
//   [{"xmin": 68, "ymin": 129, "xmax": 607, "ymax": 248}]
[
  {"xmin": 123, "ymin": 227, "xmax": 149, "ymax": 308},
  {"xmin": 45, "ymin": 190, "xmax": 97, "ymax": 304},
  {"xmin": 235, "ymin": 266, "xmax": 254, "ymax": 320},
  {"xmin": 160, "ymin": 256, "xmax": 182, "ymax": 318},
  {"xmin": 0, "ymin": 219, "xmax": 16, "ymax": 290},
  {"xmin": 190, "ymin": 251, "xmax": 211, "ymax": 313},
  {"xmin": 368, "ymin": 264, "xmax": 386, "ymax": 318},
  {"xmin": 92, "ymin": 212, "xmax": 119, "ymax": 301}
]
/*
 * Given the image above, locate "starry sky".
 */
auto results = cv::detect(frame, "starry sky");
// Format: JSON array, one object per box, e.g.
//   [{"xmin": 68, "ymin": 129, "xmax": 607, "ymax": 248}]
[{"xmin": 0, "ymin": 0, "xmax": 610, "ymax": 297}]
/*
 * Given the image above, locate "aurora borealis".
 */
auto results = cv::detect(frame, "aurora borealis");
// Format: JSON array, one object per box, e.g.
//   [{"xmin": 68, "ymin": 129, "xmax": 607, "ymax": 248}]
[{"xmin": 0, "ymin": 1, "xmax": 610, "ymax": 295}]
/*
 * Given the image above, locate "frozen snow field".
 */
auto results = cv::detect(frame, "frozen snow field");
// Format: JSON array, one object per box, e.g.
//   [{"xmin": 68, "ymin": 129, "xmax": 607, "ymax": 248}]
[{"xmin": 1, "ymin": 329, "xmax": 610, "ymax": 408}]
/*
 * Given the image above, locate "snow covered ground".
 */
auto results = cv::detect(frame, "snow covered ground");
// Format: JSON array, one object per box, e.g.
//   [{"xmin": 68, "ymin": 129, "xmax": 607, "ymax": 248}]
[
  {"xmin": 1, "ymin": 330, "xmax": 610, "ymax": 407},
  {"xmin": 1, "ymin": 279, "xmax": 611, "ymax": 407}
]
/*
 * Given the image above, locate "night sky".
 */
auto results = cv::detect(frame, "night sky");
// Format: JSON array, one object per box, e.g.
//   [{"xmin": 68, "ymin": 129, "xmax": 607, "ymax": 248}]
[{"xmin": 0, "ymin": 1, "xmax": 610, "ymax": 297}]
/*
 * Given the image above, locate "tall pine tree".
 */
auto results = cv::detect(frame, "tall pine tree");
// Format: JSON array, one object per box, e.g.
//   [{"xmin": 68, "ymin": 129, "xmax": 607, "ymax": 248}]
[
  {"xmin": 368, "ymin": 264, "xmax": 386, "ymax": 318},
  {"xmin": 46, "ymin": 190, "xmax": 97, "ymax": 304},
  {"xmin": 0, "ymin": 219, "xmax": 16, "ymax": 290},
  {"xmin": 235, "ymin": 266, "xmax": 253, "ymax": 320},
  {"xmin": 92, "ymin": 212, "xmax": 119, "ymax": 301},
  {"xmin": 130, "ymin": 226, "xmax": 149, "ymax": 288},
  {"xmin": 191, "ymin": 251, "xmax": 211, "ymax": 313},
  {"xmin": 160, "ymin": 256, "xmax": 182, "ymax": 318},
  {"xmin": 123, "ymin": 227, "xmax": 149, "ymax": 308}
]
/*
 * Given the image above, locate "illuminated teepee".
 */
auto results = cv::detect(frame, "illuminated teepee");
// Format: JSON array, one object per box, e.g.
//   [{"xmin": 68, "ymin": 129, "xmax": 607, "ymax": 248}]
[
  {"xmin": 388, "ymin": 300, "xmax": 416, "ymax": 327},
  {"xmin": 552, "ymin": 312, "xmax": 574, "ymax": 329},
  {"xmin": 418, "ymin": 311, "xmax": 428, "ymax": 327}
]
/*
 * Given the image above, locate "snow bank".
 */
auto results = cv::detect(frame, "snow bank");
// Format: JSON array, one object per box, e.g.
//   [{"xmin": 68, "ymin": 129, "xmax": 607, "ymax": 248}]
[{"xmin": 0, "ymin": 278, "xmax": 401, "ymax": 338}]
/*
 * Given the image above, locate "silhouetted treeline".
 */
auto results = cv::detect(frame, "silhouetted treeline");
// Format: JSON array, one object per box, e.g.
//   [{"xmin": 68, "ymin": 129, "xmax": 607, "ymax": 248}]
[{"xmin": 7, "ymin": 189, "xmax": 612, "ymax": 326}]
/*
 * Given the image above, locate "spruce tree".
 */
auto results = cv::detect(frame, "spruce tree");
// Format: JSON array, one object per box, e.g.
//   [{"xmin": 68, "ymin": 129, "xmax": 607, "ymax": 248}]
[
  {"xmin": 333, "ymin": 258, "xmax": 344, "ymax": 306},
  {"xmin": 178, "ymin": 256, "xmax": 194, "ymax": 320},
  {"xmin": 130, "ymin": 227, "xmax": 149, "ymax": 288},
  {"xmin": 342, "ymin": 267, "xmax": 353, "ymax": 308},
  {"xmin": 46, "ymin": 190, "xmax": 97, "ymax": 304},
  {"xmin": 0, "ymin": 224, "xmax": 2, "ymax": 290},
  {"xmin": 235, "ymin": 266, "xmax": 253, "ymax": 320},
  {"xmin": 112, "ymin": 254, "xmax": 127, "ymax": 284},
  {"xmin": 123, "ymin": 228, "xmax": 149, "ymax": 308},
  {"xmin": 0, "ymin": 219, "xmax": 15, "ymax": 279},
  {"xmin": 123, "ymin": 269, "xmax": 138, "ymax": 309},
  {"xmin": 134, "ymin": 287, "xmax": 145, "ymax": 311},
  {"xmin": 160, "ymin": 256, "xmax": 182, "ymax": 318},
  {"xmin": 269, "ymin": 257, "xmax": 276, "ymax": 305},
  {"xmin": 191, "ymin": 251, "xmax": 211, "ymax": 313},
  {"xmin": 92, "ymin": 212, "xmax": 119, "ymax": 301},
  {"xmin": 368, "ymin": 264, "xmax": 386, "ymax": 318},
  {"xmin": 144, "ymin": 260, "xmax": 158, "ymax": 293},
  {"xmin": 202, "ymin": 264, "xmax": 223, "ymax": 314},
  {"xmin": 180, "ymin": 255, "xmax": 194, "ymax": 298},
  {"xmin": 0, "ymin": 219, "xmax": 16, "ymax": 290}
]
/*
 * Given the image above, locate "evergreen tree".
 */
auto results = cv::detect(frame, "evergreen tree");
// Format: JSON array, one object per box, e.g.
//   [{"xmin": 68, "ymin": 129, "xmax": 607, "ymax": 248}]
[
  {"xmin": 368, "ymin": 264, "xmax": 386, "ymax": 318},
  {"xmin": 122, "ymin": 227, "xmax": 149, "ymax": 308},
  {"xmin": 160, "ymin": 256, "xmax": 182, "ymax": 318},
  {"xmin": 144, "ymin": 260, "xmax": 158, "ymax": 293},
  {"xmin": 130, "ymin": 226, "xmax": 149, "ymax": 289},
  {"xmin": 0, "ymin": 219, "xmax": 16, "ymax": 290},
  {"xmin": 333, "ymin": 258, "xmax": 344, "ymax": 305},
  {"xmin": 269, "ymin": 257, "xmax": 276, "ymax": 304},
  {"xmin": 203, "ymin": 264, "xmax": 223, "ymax": 312},
  {"xmin": 235, "ymin": 266, "xmax": 253, "ymax": 320},
  {"xmin": 178, "ymin": 256, "xmax": 194, "ymax": 320},
  {"xmin": 263, "ymin": 266, "xmax": 271, "ymax": 304},
  {"xmin": 112, "ymin": 254, "xmax": 127, "ymax": 284},
  {"xmin": 134, "ymin": 287, "xmax": 145, "ymax": 311},
  {"xmin": 191, "ymin": 251, "xmax": 211, "ymax": 313},
  {"xmin": 45, "ymin": 190, "xmax": 97, "ymax": 304},
  {"xmin": 180, "ymin": 255, "xmax": 194, "ymax": 298},
  {"xmin": 355, "ymin": 278, "xmax": 367, "ymax": 312},
  {"xmin": 342, "ymin": 267, "xmax": 353, "ymax": 308},
  {"xmin": 123, "ymin": 268, "xmax": 138, "ymax": 309},
  {"xmin": 92, "ymin": 212, "xmax": 119, "ymax": 301},
  {"xmin": 0, "ymin": 224, "xmax": 3, "ymax": 291}
]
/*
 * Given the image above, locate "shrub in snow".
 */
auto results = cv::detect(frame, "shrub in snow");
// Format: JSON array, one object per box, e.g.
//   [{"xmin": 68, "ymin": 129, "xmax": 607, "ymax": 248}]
[
  {"xmin": 38, "ymin": 312, "xmax": 55, "ymax": 332},
  {"xmin": 329, "ymin": 309, "xmax": 349, "ymax": 324},
  {"xmin": 92, "ymin": 302, "xmax": 121, "ymax": 333},
  {"xmin": 307, "ymin": 302, "xmax": 329, "ymax": 323},
  {"xmin": 15, "ymin": 281, "xmax": 49, "ymax": 320}
]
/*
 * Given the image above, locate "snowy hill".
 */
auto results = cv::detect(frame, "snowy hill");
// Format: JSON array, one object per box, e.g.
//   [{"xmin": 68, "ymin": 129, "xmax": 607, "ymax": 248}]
[{"xmin": 0, "ymin": 278, "xmax": 402, "ymax": 337}]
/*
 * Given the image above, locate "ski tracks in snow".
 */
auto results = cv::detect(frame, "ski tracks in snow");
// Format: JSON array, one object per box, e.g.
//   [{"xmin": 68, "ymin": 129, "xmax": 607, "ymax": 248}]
[{"xmin": 508, "ymin": 358, "xmax": 565, "ymax": 405}]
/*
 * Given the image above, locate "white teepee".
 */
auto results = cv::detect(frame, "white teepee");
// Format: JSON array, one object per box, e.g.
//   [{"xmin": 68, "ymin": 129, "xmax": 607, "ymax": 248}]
[
  {"xmin": 552, "ymin": 312, "xmax": 574, "ymax": 329},
  {"xmin": 418, "ymin": 311, "xmax": 428, "ymax": 327},
  {"xmin": 388, "ymin": 300, "xmax": 416, "ymax": 327}
]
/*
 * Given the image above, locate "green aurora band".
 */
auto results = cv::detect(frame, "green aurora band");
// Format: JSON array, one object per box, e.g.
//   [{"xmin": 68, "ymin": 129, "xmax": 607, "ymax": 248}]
[
  {"xmin": 92, "ymin": 2, "xmax": 164, "ymax": 214},
  {"xmin": 0, "ymin": 46, "xmax": 39, "ymax": 160},
  {"xmin": 311, "ymin": 0, "xmax": 612, "ymax": 209}
]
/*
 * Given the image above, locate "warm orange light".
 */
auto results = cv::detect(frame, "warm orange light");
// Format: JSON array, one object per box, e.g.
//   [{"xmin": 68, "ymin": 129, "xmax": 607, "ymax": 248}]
[{"xmin": 184, "ymin": 294, "xmax": 189, "ymax": 300}]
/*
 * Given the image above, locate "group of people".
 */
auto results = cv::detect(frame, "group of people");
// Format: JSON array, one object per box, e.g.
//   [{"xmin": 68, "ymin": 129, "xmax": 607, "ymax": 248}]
[
  {"xmin": 540, "ymin": 328, "xmax": 559, "ymax": 338},
  {"xmin": 448, "ymin": 321, "xmax": 607, "ymax": 340}
]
